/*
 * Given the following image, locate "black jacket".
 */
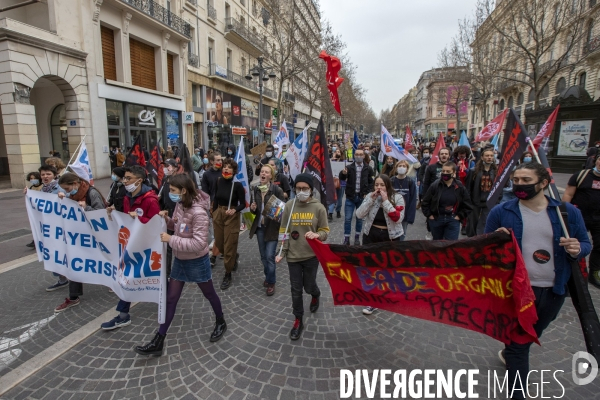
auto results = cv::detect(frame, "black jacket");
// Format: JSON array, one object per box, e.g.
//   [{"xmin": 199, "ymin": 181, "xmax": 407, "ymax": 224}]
[
  {"xmin": 339, "ymin": 162, "xmax": 374, "ymax": 199},
  {"xmin": 466, "ymin": 167, "xmax": 497, "ymax": 207},
  {"xmin": 249, "ymin": 183, "xmax": 285, "ymax": 242},
  {"xmin": 158, "ymin": 176, "xmax": 177, "ymax": 217},
  {"xmin": 422, "ymin": 162, "xmax": 444, "ymax": 195},
  {"xmin": 200, "ymin": 168, "xmax": 222, "ymax": 203},
  {"xmin": 107, "ymin": 181, "xmax": 127, "ymax": 212},
  {"xmin": 421, "ymin": 178, "xmax": 473, "ymax": 220}
]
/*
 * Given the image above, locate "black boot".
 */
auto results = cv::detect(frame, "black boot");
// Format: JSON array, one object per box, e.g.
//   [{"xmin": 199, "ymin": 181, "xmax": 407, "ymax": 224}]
[
  {"xmin": 589, "ymin": 269, "xmax": 600, "ymax": 289},
  {"xmin": 336, "ymin": 211, "xmax": 341, "ymax": 218},
  {"xmin": 290, "ymin": 318, "xmax": 303, "ymax": 340},
  {"xmin": 220, "ymin": 273, "xmax": 232, "ymax": 290},
  {"xmin": 134, "ymin": 332, "xmax": 165, "ymax": 356},
  {"xmin": 210, "ymin": 316, "xmax": 227, "ymax": 342},
  {"xmin": 233, "ymin": 253, "xmax": 239, "ymax": 271},
  {"xmin": 328, "ymin": 213, "xmax": 333, "ymax": 222}
]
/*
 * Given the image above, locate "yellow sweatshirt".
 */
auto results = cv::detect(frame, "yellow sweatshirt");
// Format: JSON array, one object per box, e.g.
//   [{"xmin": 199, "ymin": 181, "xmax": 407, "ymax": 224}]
[{"xmin": 279, "ymin": 197, "xmax": 329, "ymax": 262}]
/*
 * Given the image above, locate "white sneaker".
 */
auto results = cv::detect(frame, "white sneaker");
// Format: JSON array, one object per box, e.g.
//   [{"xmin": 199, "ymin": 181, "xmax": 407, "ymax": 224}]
[
  {"xmin": 425, "ymin": 232, "xmax": 433, "ymax": 240},
  {"xmin": 498, "ymin": 349, "xmax": 506, "ymax": 365},
  {"xmin": 209, "ymin": 240, "xmax": 214, "ymax": 250},
  {"xmin": 362, "ymin": 306, "xmax": 376, "ymax": 315},
  {"xmin": 240, "ymin": 223, "xmax": 246, "ymax": 232}
]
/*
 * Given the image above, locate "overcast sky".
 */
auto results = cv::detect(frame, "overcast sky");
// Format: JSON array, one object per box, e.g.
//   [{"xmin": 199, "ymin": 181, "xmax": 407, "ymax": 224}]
[{"xmin": 319, "ymin": 0, "xmax": 480, "ymax": 114}]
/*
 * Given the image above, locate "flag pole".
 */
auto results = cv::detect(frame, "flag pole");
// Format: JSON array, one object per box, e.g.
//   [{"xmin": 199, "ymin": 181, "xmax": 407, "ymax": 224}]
[{"xmin": 65, "ymin": 135, "xmax": 87, "ymax": 170}]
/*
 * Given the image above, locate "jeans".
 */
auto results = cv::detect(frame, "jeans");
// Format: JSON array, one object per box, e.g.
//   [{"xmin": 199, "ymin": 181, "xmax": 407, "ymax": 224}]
[
  {"xmin": 429, "ymin": 215, "xmax": 461, "ymax": 240},
  {"xmin": 344, "ymin": 196, "xmax": 364, "ymax": 236},
  {"xmin": 399, "ymin": 221, "xmax": 409, "ymax": 241},
  {"xmin": 504, "ymin": 287, "xmax": 566, "ymax": 399},
  {"xmin": 328, "ymin": 186, "xmax": 344, "ymax": 214},
  {"xmin": 256, "ymin": 227, "xmax": 278, "ymax": 284},
  {"xmin": 288, "ymin": 257, "xmax": 320, "ymax": 318},
  {"xmin": 116, "ymin": 299, "xmax": 130, "ymax": 314}
]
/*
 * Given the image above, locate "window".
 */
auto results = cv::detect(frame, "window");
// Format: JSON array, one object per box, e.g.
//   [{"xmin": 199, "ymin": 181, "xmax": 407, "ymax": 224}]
[
  {"xmin": 100, "ymin": 26, "xmax": 117, "ymax": 81},
  {"xmin": 130, "ymin": 38, "xmax": 157, "ymax": 90},
  {"xmin": 227, "ymin": 49, "xmax": 232, "ymax": 70},
  {"xmin": 499, "ymin": 99, "xmax": 505, "ymax": 110},
  {"xmin": 517, "ymin": 92, "xmax": 524, "ymax": 105},
  {"xmin": 208, "ymin": 38, "xmax": 214, "ymax": 67},
  {"xmin": 225, "ymin": 3, "xmax": 230, "ymax": 19},
  {"xmin": 556, "ymin": 77, "xmax": 566, "ymax": 94},
  {"xmin": 167, "ymin": 53, "xmax": 174, "ymax": 94},
  {"xmin": 241, "ymin": 57, "xmax": 246, "ymax": 75},
  {"xmin": 528, "ymin": 89, "xmax": 535, "ymax": 102},
  {"xmin": 580, "ymin": 71, "xmax": 587, "ymax": 87},
  {"xmin": 192, "ymin": 84, "xmax": 198, "ymax": 107},
  {"xmin": 587, "ymin": 20, "xmax": 594, "ymax": 43},
  {"xmin": 540, "ymin": 84, "xmax": 549, "ymax": 99},
  {"xmin": 507, "ymin": 96, "xmax": 514, "ymax": 109}
]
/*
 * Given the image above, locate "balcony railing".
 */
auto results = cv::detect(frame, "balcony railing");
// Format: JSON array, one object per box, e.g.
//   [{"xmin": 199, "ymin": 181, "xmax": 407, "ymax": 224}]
[
  {"xmin": 188, "ymin": 53, "xmax": 199, "ymax": 68},
  {"xmin": 207, "ymin": 4, "xmax": 217, "ymax": 21},
  {"xmin": 584, "ymin": 35, "xmax": 600, "ymax": 55},
  {"xmin": 283, "ymin": 91, "xmax": 295, "ymax": 103},
  {"xmin": 121, "ymin": 0, "xmax": 191, "ymax": 38},
  {"xmin": 225, "ymin": 17, "xmax": 267, "ymax": 55},
  {"xmin": 186, "ymin": 0, "xmax": 197, "ymax": 5},
  {"xmin": 209, "ymin": 64, "xmax": 277, "ymax": 99},
  {"xmin": 498, "ymin": 79, "xmax": 518, "ymax": 91}
]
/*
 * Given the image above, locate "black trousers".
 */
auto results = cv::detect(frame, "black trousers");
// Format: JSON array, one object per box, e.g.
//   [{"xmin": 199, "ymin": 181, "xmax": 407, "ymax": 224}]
[
  {"xmin": 362, "ymin": 226, "xmax": 399, "ymax": 244},
  {"xmin": 288, "ymin": 257, "xmax": 320, "ymax": 318}
]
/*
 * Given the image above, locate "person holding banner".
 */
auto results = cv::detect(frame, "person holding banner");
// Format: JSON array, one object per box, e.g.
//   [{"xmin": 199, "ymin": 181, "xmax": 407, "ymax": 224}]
[
  {"xmin": 102, "ymin": 166, "xmax": 160, "ymax": 329},
  {"xmin": 486, "ymin": 162, "xmax": 591, "ymax": 400},
  {"xmin": 421, "ymin": 162, "xmax": 472, "ymax": 241},
  {"xmin": 135, "ymin": 174, "xmax": 226, "ymax": 356},
  {"xmin": 466, "ymin": 148, "xmax": 497, "ymax": 237},
  {"xmin": 212, "ymin": 158, "xmax": 245, "ymax": 290},
  {"xmin": 54, "ymin": 173, "xmax": 106, "ymax": 313},
  {"xmin": 275, "ymin": 173, "xmax": 329, "ymax": 340},
  {"xmin": 249, "ymin": 165, "xmax": 285, "ymax": 296}
]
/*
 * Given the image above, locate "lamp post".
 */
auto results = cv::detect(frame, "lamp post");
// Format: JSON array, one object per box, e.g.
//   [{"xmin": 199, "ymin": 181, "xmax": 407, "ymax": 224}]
[{"xmin": 245, "ymin": 57, "xmax": 276, "ymax": 143}]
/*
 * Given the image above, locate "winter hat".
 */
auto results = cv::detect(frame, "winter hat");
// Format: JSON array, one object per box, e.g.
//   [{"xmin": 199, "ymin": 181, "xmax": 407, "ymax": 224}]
[
  {"xmin": 294, "ymin": 173, "xmax": 314, "ymax": 191},
  {"xmin": 112, "ymin": 167, "xmax": 126, "ymax": 178}
]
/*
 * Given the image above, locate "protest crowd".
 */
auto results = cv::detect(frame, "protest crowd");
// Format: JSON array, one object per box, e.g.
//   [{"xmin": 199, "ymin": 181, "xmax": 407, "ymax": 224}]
[{"xmin": 22, "ymin": 106, "xmax": 600, "ymax": 400}]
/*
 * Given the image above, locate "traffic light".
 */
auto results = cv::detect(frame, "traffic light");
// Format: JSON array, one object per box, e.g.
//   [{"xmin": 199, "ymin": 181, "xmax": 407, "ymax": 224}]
[{"xmin": 272, "ymin": 108, "xmax": 278, "ymax": 117}]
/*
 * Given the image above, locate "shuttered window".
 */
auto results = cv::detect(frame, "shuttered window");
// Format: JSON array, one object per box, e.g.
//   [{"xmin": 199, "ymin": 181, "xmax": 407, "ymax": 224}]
[
  {"xmin": 130, "ymin": 38, "xmax": 157, "ymax": 90},
  {"xmin": 167, "ymin": 53, "xmax": 174, "ymax": 94},
  {"xmin": 100, "ymin": 26, "xmax": 117, "ymax": 81}
]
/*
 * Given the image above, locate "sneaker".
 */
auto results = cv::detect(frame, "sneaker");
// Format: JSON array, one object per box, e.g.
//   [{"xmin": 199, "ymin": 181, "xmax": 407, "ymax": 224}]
[
  {"xmin": 309, "ymin": 296, "xmax": 320, "ymax": 313},
  {"xmin": 266, "ymin": 284, "xmax": 275, "ymax": 296},
  {"xmin": 342, "ymin": 237, "xmax": 350, "ymax": 245},
  {"xmin": 498, "ymin": 349, "xmax": 506, "ymax": 365},
  {"xmin": 290, "ymin": 318, "xmax": 303, "ymax": 340},
  {"xmin": 416, "ymin": 202, "xmax": 421, "ymax": 210},
  {"xmin": 425, "ymin": 232, "xmax": 433, "ymax": 240},
  {"xmin": 461, "ymin": 226, "xmax": 467, "ymax": 236},
  {"xmin": 589, "ymin": 270, "xmax": 600, "ymax": 289},
  {"xmin": 209, "ymin": 240, "xmax": 214, "ymax": 250},
  {"xmin": 336, "ymin": 211, "xmax": 341, "ymax": 218},
  {"xmin": 362, "ymin": 306, "xmax": 376, "ymax": 315},
  {"xmin": 54, "ymin": 297, "xmax": 80, "ymax": 313},
  {"xmin": 354, "ymin": 235, "xmax": 361, "ymax": 246},
  {"xmin": 26, "ymin": 240, "xmax": 35, "ymax": 248},
  {"xmin": 240, "ymin": 223, "xmax": 246, "ymax": 232},
  {"xmin": 101, "ymin": 315, "xmax": 131, "ymax": 330},
  {"xmin": 46, "ymin": 280, "xmax": 69, "ymax": 292},
  {"xmin": 328, "ymin": 213, "xmax": 333, "ymax": 222},
  {"xmin": 220, "ymin": 273, "xmax": 232, "ymax": 290}
]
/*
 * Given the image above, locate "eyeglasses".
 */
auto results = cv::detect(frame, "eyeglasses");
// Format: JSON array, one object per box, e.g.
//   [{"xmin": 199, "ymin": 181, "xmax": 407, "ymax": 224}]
[
  {"xmin": 122, "ymin": 176, "xmax": 138, "ymax": 182},
  {"xmin": 296, "ymin": 187, "xmax": 311, "ymax": 194}
]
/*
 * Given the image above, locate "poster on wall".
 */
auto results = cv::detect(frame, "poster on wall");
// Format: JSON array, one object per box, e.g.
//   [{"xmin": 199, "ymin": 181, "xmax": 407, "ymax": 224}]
[
  {"xmin": 241, "ymin": 98, "xmax": 258, "ymax": 129},
  {"xmin": 557, "ymin": 120, "xmax": 592, "ymax": 156},
  {"xmin": 206, "ymin": 88, "xmax": 232, "ymax": 126},
  {"xmin": 166, "ymin": 110, "xmax": 179, "ymax": 147}
]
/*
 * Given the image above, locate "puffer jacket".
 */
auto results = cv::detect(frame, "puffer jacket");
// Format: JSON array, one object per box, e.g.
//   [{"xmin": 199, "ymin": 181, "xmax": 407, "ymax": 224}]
[
  {"xmin": 166, "ymin": 191, "xmax": 211, "ymax": 260},
  {"xmin": 355, "ymin": 192, "xmax": 405, "ymax": 240}
]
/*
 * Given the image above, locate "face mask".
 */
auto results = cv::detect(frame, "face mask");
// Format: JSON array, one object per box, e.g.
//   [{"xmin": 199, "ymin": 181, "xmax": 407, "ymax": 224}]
[
  {"xmin": 523, "ymin": 157, "xmax": 532, "ymax": 163},
  {"xmin": 228, "ymin": 151, "xmax": 233, "ymax": 155},
  {"xmin": 214, "ymin": 162, "xmax": 222, "ymax": 170},
  {"xmin": 222, "ymin": 171, "xmax": 233, "ymax": 179},
  {"xmin": 332, "ymin": 147, "xmax": 337, "ymax": 152},
  {"xmin": 594, "ymin": 167, "xmax": 600, "ymax": 174},
  {"xmin": 513, "ymin": 182, "xmax": 541, "ymax": 200},
  {"xmin": 423, "ymin": 154, "xmax": 430, "ymax": 159},
  {"xmin": 196, "ymin": 152, "xmax": 200, "ymax": 156},
  {"xmin": 30, "ymin": 179, "xmax": 39, "ymax": 186},
  {"xmin": 355, "ymin": 156, "xmax": 364, "ymax": 163},
  {"xmin": 296, "ymin": 191, "xmax": 310, "ymax": 202},
  {"xmin": 441, "ymin": 173, "xmax": 452, "ymax": 181},
  {"xmin": 163, "ymin": 167, "xmax": 171, "ymax": 176},
  {"xmin": 364, "ymin": 150, "xmax": 370, "ymax": 154},
  {"xmin": 70, "ymin": 187, "xmax": 79, "ymax": 196},
  {"xmin": 125, "ymin": 180, "xmax": 140, "ymax": 193},
  {"xmin": 203, "ymin": 158, "xmax": 209, "ymax": 164},
  {"xmin": 397, "ymin": 167, "xmax": 407, "ymax": 175},
  {"xmin": 265, "ymin": 152, "xmax": 273, "ymax": 158},
  {"xmin": 387, "ymin": 161, "xmax": 394, "ymax": 166},
  {"xmin": 169, "ymin": 193, "xmax": 181, "ymax": 203},
  {"xmin": 111, "ymin": 174, "xmax": 119, "ymax": 182}
]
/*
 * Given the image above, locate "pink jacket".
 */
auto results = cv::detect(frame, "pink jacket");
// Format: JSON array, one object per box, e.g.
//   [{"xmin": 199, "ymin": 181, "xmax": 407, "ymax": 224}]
[{"xmin": 166, "ymin": 191, "xmax": 211, "ymax": 260}]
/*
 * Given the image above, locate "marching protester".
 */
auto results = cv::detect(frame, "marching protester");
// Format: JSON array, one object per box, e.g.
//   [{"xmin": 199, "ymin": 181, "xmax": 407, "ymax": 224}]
[
  {"xmin": 520, "ymin": 151, "xmax": 534, "ymax": 164},
  {"xmin": 417, "ymin": 147, "xmax": 432, "ymax": 206},
  {"xmin": 26, "ymin": 171, "xmax": 42, "ymax": 192},
  {"xmin": 381, "ymin": 156, "xmax": 397, "ymax": 176},
  {"xmin": 200, "ymin": 151, "xmax": 222, "ymax": 267},
  {"xmin": 422, "ymin": 147, "xmax": 451, "ymax": 195},
  {"xmin": 54, "ymin": 172, "xmax": 106, "ymax": 312},
  {"xmin": 406, "ymin": 150, "xmax": 421, "ymax": 185},
  {"xmin": 106, "ymin": 167, "xmax": 127, "ymax": 213},
  {"xmin": 45, "ymin": 157, "xmax": 67, "ymax": 178},
  {"xmin": 268, "ymin": 159, "xmax": 292, "ymax": 200},
  {"xmin": 212, "ymin": 158, "xmax": 245, "ymax": 289},
  {"xmin": 135, "ymin": 174, "xmax": 226, "ymax": 356},
  {"xmin": 275, "ymin": 173, "xmax": 329, "ymax": 340},
  {"xmin": 339, "ymin": 148, "xmax": 375, "ymax": 245},
  {"xmin": 486, "ymin": 162, "xmax": 591, "ymax": 400},
  {"xmin": 159, "ymin": 159, "xmax": 185, "ymax": 273},
  {"xmin": 249, "ymin": 164, "xmax": 285, "ymax": 296},
  {"xmin": 102, "ymin": 165, "xmax": 160, "ymax": 330},
  {"xmin": 466, "ymin": 148, "xmax": 497, "ymax": 237},
  {"xmin": 452, "ymin": 145, "xmax": 474, "ymax": 186},
  {"xmin": 355, "ymin": 174, "xmax": 405, "ymax": 316},
  {"xmin": 25, "ymin": 166, "xmax": 61, "ymax": 252},
  {"xmin": 562, "ymin": 154, "xmax": 600, "ymax": 288},
  {"xmin": 391, "ymin": 160, "xmax": 418, "ymax": 240},
  {"xmin": 421, "ymin": 162, "xmax": 472, "ymax": 240}
]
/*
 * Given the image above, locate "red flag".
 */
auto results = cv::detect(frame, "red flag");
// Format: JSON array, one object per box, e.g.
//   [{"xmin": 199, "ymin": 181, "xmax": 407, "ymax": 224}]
[
  {"xmin": 319, "ymin": 50, "xmax": 344, "ymax": 115},
  {"xmin": 147, "ymin": 144, "xmax": 164, "ymax": 188},
  {"xmin": 305, "ymin": 118, "xmax": 336, "ymax": 207},
  {"xmin": 475, "ymin": 109, "xmax": 508, "ymax": 142},
  {"xmin": 404, "ymin": 126, "xmax": 415, "ymax": 151},
  {"xmin": 125, "ymin": 135, "xmax": 146, "ymax": 167},
  {"xmin": 429, "ymin": 133, "xmax": 446, "ymax": 165},
  {"xmin": 532, "ymin": 105, "xmax": 560, "ymax": 149},
  {"xmin": 308, "ymin": 232, "xmax": 539, "ymax": 345}
]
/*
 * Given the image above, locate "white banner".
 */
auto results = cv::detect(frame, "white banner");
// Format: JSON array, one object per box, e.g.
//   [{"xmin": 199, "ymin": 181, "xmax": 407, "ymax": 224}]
[
  {"xmin": 286, "ymin": 127, "xmax": 308, "ymax": 179},
  {"xmin": 25, "ymin": 190, "xmax": 167, "ymax": 323},
  {"xmin": 330, "ymin": 161, "xmax": 346, "ymax": 178},
  {"xmin": 69, "ymin": 141, "xmax": 94, "ymax": 184}
]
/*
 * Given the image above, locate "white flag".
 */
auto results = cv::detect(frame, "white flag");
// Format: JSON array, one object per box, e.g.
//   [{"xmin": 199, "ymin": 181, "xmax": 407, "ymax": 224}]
[
  {"xmin": 380, "ymin": 125, "xmax": 418, "ymax": 163},
  {"xmin": 69, "ymin": 141, "xmax": 94, "ymax": 184},
  {"xmin": 274, "ymin": 120, "xmax": 291, "ymax": 159},
  {"xmin": 285, "ymin": 127, "xmax": 308, "ymax": 180},
  {"xmin": 234, "ymin": 137, "xmax": 250, "ymax": 210}
]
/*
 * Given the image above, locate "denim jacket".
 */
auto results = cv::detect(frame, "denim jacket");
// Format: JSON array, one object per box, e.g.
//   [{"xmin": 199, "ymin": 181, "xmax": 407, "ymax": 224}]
[{"xmin": 485, "ymin": 196, "xmax": 591, "ymax": 295}]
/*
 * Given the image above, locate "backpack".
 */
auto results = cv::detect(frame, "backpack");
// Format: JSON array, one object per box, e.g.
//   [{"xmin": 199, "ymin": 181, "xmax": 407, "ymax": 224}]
[{"xmin": 575, "ymin": 169, "xmax": 591, "ymax": 188}]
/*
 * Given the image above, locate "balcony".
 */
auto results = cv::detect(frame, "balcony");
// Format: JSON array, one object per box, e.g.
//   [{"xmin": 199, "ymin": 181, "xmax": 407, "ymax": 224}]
[
  {"xmin": 224, "ymin": 17, "xmax": 266, "ymax": 57},
  {"xmin": 584, "ymin": 35, "xmax": 600, "ymax": 56},
  {"xmin": 209, "ymin": 64, "xmax": 277, "ymax": 99},
  {"xmin": 120, "ymin": 0, "xmax": 191, "ymax": 38},
  {"xmin": 186, "ymin": 0, "xmax": 197, "ymax": 5},
  {"xmin": 283, "ymin": 91, "xmax": 295, "ymax": 103},
  {"xmin": 188, "ymin": 53, "xmax": 199, "ymax": 68},
  {"xmin": 207, "ymin": 4, "xmax": 217, "ymax": 24},
  {"xmin": 498, "ymin": 79, "xmax": 519, "ymax": 92}
]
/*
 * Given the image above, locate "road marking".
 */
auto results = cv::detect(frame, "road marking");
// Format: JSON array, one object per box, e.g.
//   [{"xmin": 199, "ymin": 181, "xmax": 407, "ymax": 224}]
[
  {"xmin": 0, "ymin": 303, "xmax": 139, "ymax": 396},
  {"xmin": 0, "ymin": 255, "xmax": 39, "ymax": 275}
]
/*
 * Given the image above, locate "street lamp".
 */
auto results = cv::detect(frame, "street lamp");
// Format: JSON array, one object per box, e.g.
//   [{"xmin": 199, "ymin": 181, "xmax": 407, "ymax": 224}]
[{"xmin": 245, "ymin": 56, "xmax": 276, "ymax": 143}]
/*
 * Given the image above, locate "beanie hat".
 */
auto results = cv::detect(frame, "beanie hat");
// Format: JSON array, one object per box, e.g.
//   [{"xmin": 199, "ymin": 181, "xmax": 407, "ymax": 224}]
[
  {"xmin": 112, "ymin": 167, "xmax": 126, "ymax": 178},
  {"xmin": 294, "ymin": 173, "xmax": 313, "ymax": 191}
]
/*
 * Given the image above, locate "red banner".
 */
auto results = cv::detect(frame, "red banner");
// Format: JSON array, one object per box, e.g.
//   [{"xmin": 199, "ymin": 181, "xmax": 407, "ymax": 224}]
[
  {"xmin": 319, "ymin": 50, "xmax": 344, "ymax": 115},
  {"xmin": 429, "ymin": 133, "xmax": 446, "ymax": 165},
  {"xmin": 475, "ymin": 109, "xmax": 508, "ymax": 142},
  {"xmin": 404, "ymin": 126, "xmax": 415, "ymax": 151},
  {"xmin": 308, "ymin": 232, "xmax": 539, "ymax": 345},
  {"xmin": 532, "ymin": 105, "xmax": 560, "ymax": 149},
  {"xmin": 147, "ymin": 143, "xmax": 164, "ymax": 188},
  {"xmin": 125, "ymin": 135, "xmax": 146, "ymax": 167}
]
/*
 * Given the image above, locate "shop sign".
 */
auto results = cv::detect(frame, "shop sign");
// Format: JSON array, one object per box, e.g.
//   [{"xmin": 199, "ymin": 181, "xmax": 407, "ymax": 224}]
[
  {"xmin": 138, "ymin": 110, "xmax": 156, "ymax": 126},
  {"xmin": 183, "ymin": 112, "xmax": 195, "ymax": 124},
  {"xmin": 232, "ymin": 126, "xmax": 247, "ymax": 135}
]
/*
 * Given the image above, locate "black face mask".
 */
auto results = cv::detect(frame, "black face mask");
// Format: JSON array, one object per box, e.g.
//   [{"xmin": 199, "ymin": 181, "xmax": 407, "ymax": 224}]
[
  {"xmin": 441, "ymin": 173, "xmax": 452, "ymax": 181},
  {"xmin": 513, "ymin": 182, "xmax": 541, "ymax": 200}
]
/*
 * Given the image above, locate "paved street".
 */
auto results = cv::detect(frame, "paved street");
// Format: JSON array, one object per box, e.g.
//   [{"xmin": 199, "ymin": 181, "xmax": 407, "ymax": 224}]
[{"xmin": 0, "ymin": 174, "xmax": 599, "ymax": 399}]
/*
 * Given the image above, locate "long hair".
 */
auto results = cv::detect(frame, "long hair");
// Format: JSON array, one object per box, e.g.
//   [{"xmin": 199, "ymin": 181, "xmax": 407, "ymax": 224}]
[
  {"xmin": 472, "ymin": 148, "xmax": 497, "ymax": 179},
  {"xmin": 381, "ymin": 156, "xmax": 396, "ymax": 176},
  {"xmin": 375, "ymin": 174, "xmax": 396, "ymax": 207},
  {"xmin": 58, "ymin": 172, "xmax": 81, "ymax": 185},
  {"xmin": 169, "ymin": 174, "xmax": 198, "ymax": 209}
]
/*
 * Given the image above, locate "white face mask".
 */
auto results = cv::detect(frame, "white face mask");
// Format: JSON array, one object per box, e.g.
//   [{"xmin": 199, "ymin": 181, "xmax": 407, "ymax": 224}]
[
  {"xmin": 397, "ymin": 167, "xmax": 407, "ymax": 175},
  {"xmin": 265, "ymin": 151, "xmax": 273, "ymax": 158},
  {"xmin": 125, "ymin": 180, "xmax": 140, "ymax": 193},
  {"xmin": 296, "ymin": 191, "xmax": 310, "ymax": 202},
  {"xmin": 163, "ymin": 167, "xmax": 171, "ymax": 176}
]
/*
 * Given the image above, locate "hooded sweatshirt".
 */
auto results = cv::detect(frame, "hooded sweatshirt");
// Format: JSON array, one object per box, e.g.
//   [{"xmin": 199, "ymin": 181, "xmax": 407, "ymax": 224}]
[
  {"xmin": 167, "ymin": 191, "xmax": 211, "ymax": 260},
  {"xmin": 278, "ymin": 197, "xmax": 329, "ymax": 262}
]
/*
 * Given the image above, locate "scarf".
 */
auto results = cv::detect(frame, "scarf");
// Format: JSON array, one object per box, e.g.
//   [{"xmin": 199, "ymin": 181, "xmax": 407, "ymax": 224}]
[
  {"xmin": 257, "ymin": 184, "xmax": 269, "ymax": 193},
  {"xmin": 42, "ymin": 179, "xmax": 58, "ymax": 193},
  {"xmin": 69, "ymin": 180, "xmax": 91, "ymax": 202}
]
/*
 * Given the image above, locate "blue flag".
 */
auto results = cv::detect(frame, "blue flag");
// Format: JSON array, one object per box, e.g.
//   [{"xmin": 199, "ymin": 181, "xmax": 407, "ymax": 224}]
[
  {"xmin": 459, "ymin": 132, "xmax": 470, "ymax": 147},
  {"xmin": 490, "ymin": 134, "xmax": 499, "ymax": 150},
  {"xmin": 352, "ymin": 131, "xmax": 359, "ymax": 157}
]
